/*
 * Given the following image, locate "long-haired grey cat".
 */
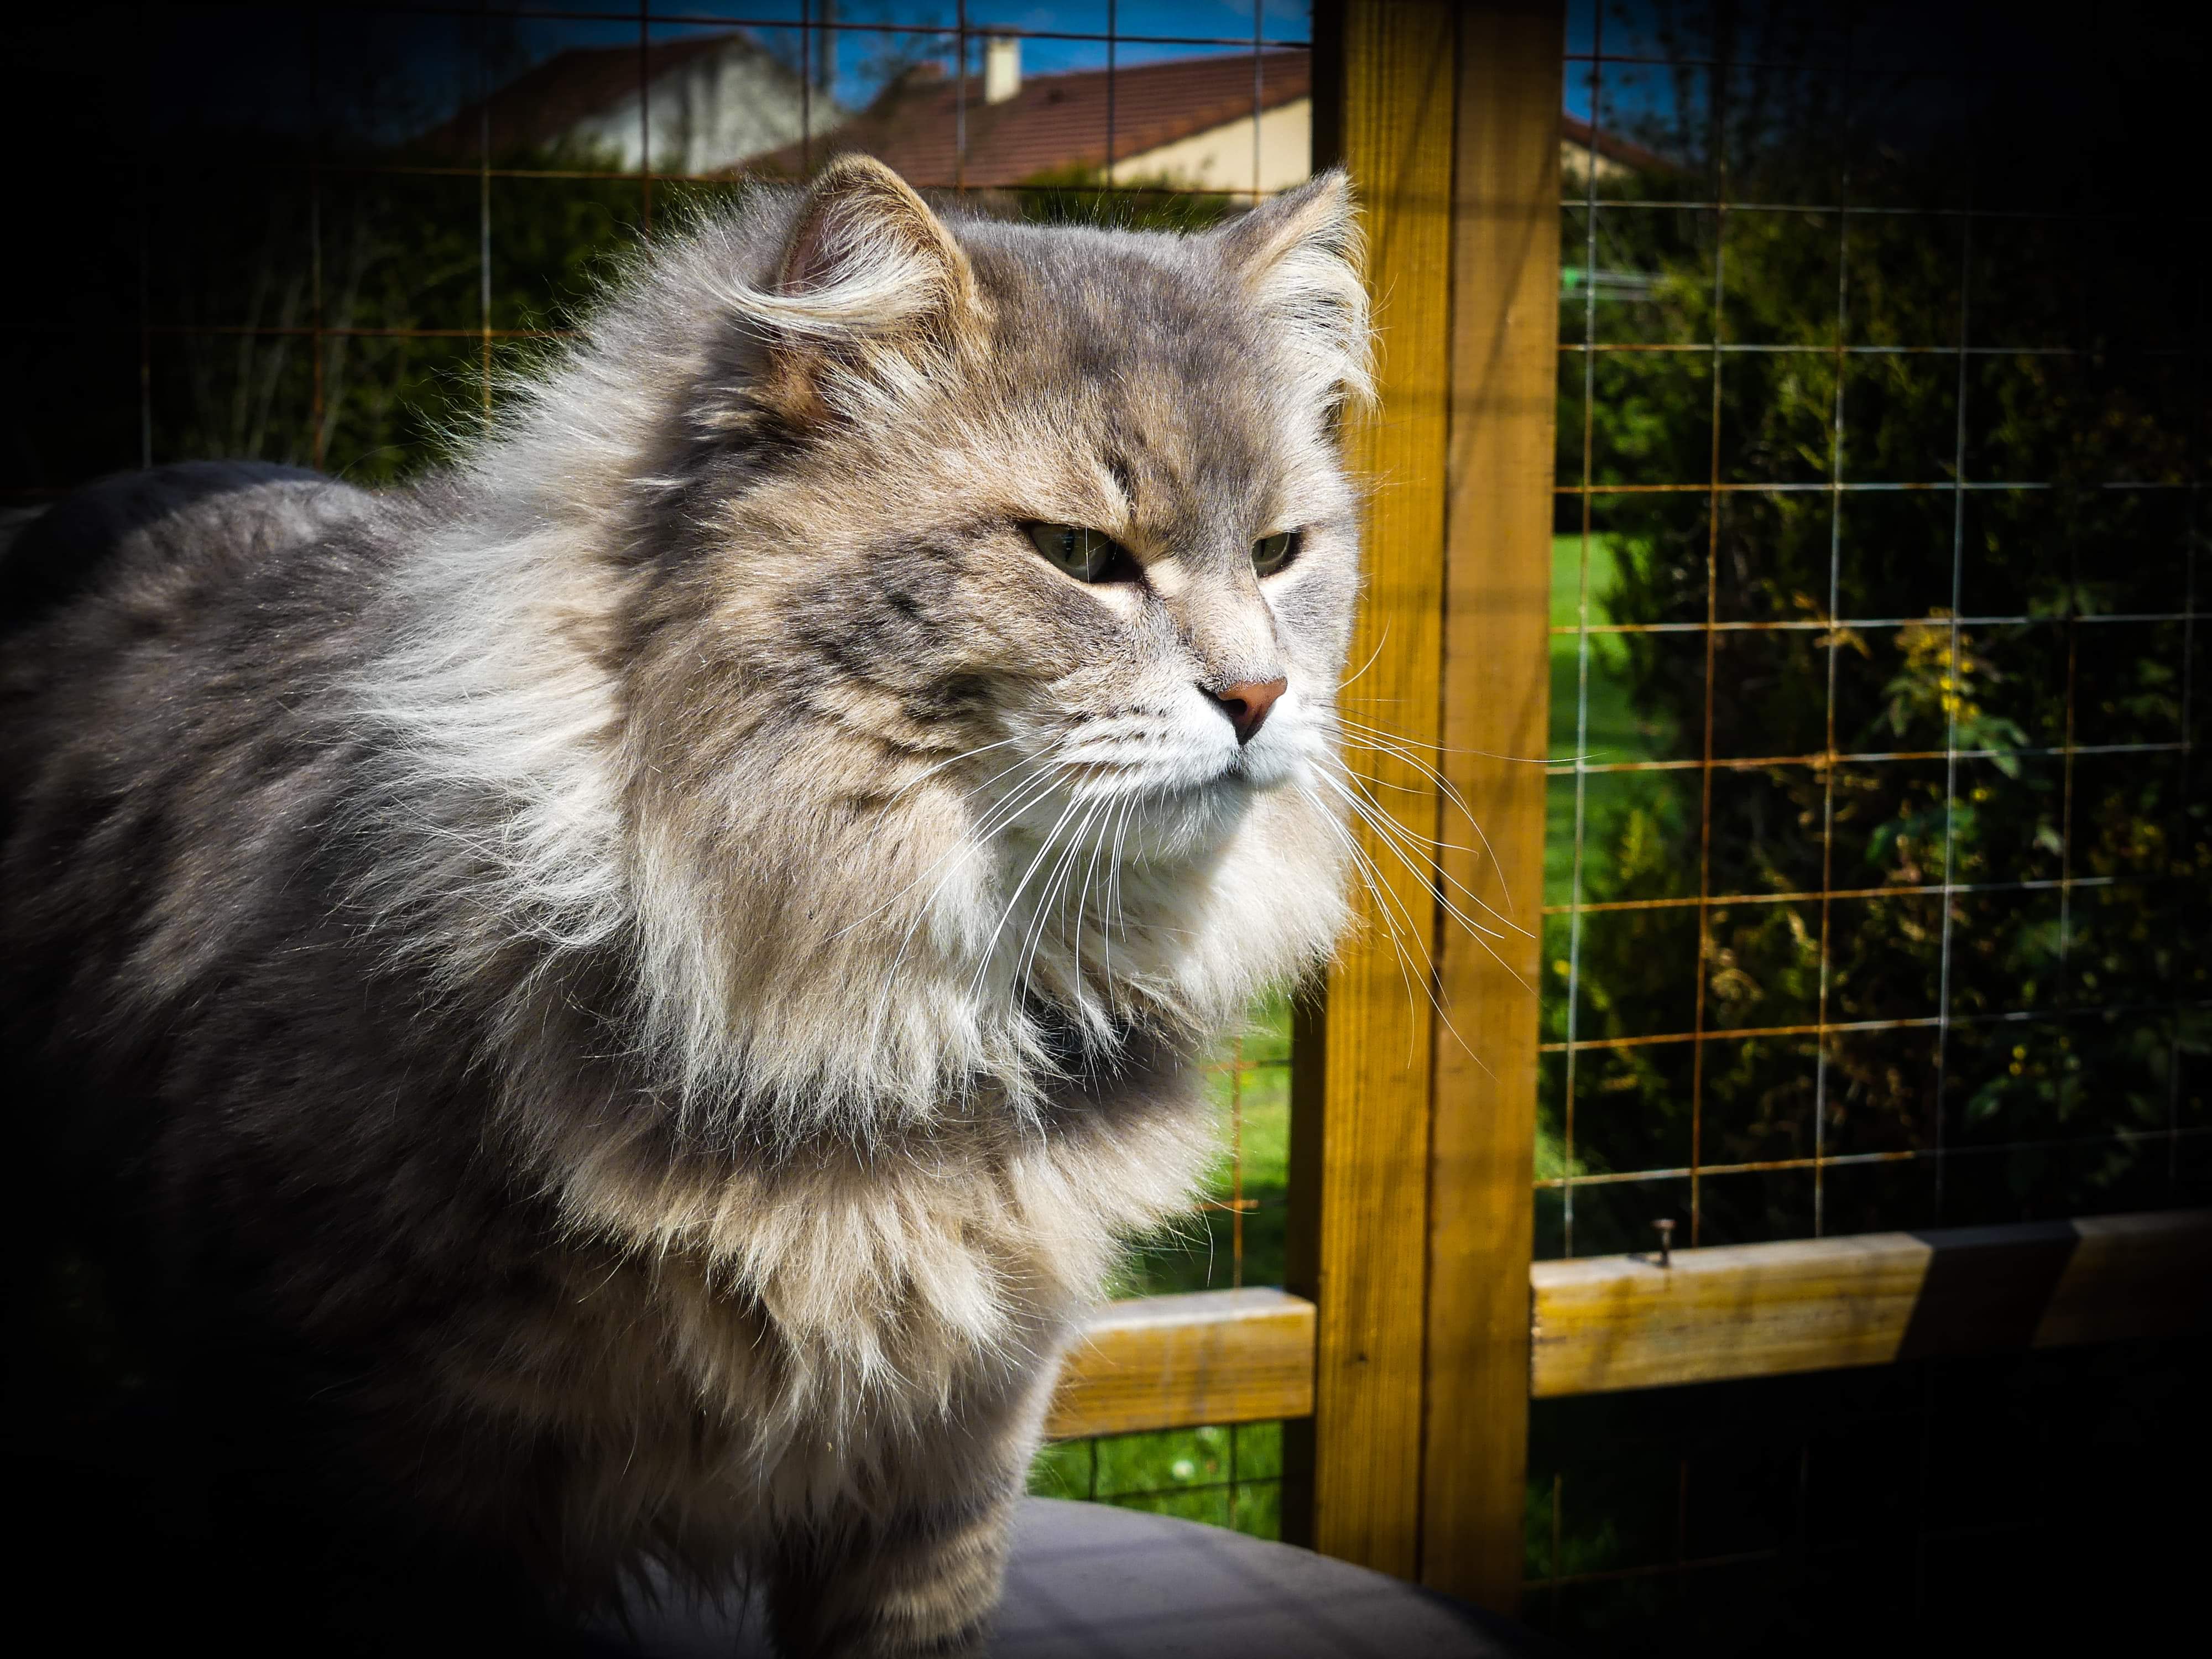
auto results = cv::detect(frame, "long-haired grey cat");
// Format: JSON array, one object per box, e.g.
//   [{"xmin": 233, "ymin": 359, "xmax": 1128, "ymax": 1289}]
[{"xmin": 1, "ymin": 159, "xmax": 1369, "ymax": 1652}]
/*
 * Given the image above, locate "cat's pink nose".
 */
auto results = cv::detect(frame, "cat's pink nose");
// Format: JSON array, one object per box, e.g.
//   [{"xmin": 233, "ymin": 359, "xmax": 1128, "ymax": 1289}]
[{"xmin": 1206, "ymin": 676, "xmax": 1287, "ymax": 745}]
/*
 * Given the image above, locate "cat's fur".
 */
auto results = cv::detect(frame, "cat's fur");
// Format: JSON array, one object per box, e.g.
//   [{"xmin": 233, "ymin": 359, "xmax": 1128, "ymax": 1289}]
[{"xmin": 1, "ymin": 160, "xmax": 1368, "ymax": 1654}]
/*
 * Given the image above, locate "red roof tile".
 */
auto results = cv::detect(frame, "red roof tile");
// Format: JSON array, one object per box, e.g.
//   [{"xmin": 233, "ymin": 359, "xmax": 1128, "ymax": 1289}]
[{"xmin": 746, "ymin": 50, "xmax": 1312, "ymax": 190}]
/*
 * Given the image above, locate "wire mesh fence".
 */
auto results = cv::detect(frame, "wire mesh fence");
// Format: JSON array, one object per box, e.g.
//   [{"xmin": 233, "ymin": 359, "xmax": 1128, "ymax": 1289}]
[
  {"xmin": 1530, "ymin": 2, "xmax": 2208, "ymax": 1647},
  {"xmin": 1027, "ymin": 1420, "xmax": 1288, "ymax": 1535},
  {"xmin": 1541, "ymin": 0, "xmax": 2209, "ymax": 1264},
  {"xmin": 4, "ymin": 0, "xmax": 1313, "ymax": 1544},
  {"xmin": 7, "ymin": 3, "xmax": 1314, "ymax": 497}
]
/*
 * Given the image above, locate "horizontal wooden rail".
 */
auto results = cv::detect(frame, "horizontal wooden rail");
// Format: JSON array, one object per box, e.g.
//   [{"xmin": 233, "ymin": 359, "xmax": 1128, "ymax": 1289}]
[
  {"xmin": 1045, "ymin": 1287, "xmax": 1315, "ymax": 1441},
  {"xmin": 1530, "ymin": 1208, "xmax": 2212, "ymax": 1397},
  {"xmin": 1045, "ymin": 1211, "xmax": 2211, "ymax": 1438}
]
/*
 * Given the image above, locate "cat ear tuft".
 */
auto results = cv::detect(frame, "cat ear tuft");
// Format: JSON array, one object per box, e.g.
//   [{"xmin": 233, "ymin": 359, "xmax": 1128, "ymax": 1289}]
[
  {"xmin": 729, "ymin": 156, "xmax": 981, "ymax": 356},
  {"xmin": 1211, "ymin": 168, "xmax": 1374, "ymax": 414}
]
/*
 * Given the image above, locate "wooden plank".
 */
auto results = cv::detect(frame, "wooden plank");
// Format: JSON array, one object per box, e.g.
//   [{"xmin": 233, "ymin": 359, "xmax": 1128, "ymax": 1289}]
[
  {"xmin": 1530, "ymin": 1208, "xmax": 2212, "ymax": 1398},
  {"xmin": 1533, "ymin": 1232, "xmax": 1935, "ymax": 1395},
  {"xmin": 1421, "ymin": 0, "xmax": 1564, "ymax": 1615},
  {"xmin": 1286, "ymin": 0, "xmax": 1460, "ymax": 1580},
  {"xmin": 1045, "ymin": 1290, "xmax": 1316, "ymax": 1441},
  {"xmin": 1040, "ymin": 1214, "xmax": 2207, "ymax": 1442},
  {"xmin": 2031, "ymin": 1211, "xmax": 2212, "ymax": 1348}
]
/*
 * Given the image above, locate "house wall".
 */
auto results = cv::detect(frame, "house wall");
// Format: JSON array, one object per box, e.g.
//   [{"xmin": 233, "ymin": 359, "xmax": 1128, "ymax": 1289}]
[
  {"xmin": 1559, "ymin": 140, "xmax": 1629, "ymax": 184},
  {"xmin": 568, "ymin": 43, "xmax": 821, "ymax": 174},
  {"xmin": 1113, "ymin": 97, "xmax": 1313, "ymax": 195},
  {"xmin": 1112, "ymin": 104, "xmax": 1618, "ymax": 198}
]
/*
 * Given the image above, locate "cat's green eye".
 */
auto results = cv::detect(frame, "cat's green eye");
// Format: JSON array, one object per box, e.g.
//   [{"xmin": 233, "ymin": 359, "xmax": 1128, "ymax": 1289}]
[
  {"xmin": 1253, "ymin": 530, "xmax": 1302, "ymax": 576},
  {"xmin": 1025, "ymin": 522, "xmax": 1130, "ymax": 583}
]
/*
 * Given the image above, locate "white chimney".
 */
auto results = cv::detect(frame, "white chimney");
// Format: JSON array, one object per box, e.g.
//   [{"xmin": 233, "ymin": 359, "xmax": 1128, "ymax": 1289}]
[{"xmin": 984, "ymin": 36, "xmax": 1021, "ymax": 105}]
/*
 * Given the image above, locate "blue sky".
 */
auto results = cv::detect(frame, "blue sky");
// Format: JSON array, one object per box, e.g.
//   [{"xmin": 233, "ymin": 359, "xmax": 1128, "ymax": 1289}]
[
  {"xmin": 505, "ymin": 4, "xmax": 1314, "ymax": 112},
  {"xmin": 138, "ymin": 2, "xmax": 2013, "ymax": 152}
]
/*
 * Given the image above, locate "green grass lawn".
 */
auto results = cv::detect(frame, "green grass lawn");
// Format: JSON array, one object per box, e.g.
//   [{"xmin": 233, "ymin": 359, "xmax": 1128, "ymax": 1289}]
[
  {"xmin": 1030, "ymin": 997, "xmax": 1295, "ymax": 1536},
  {"xmin": 1546, "ymin": 532, "xmax": 1676, "ymax": 906},
  {"xmin": 1540, "ymin": 533, "xmax": 1687, "ymax": 1182},
  {"xmin": 1027, "ymin": 1421, "xmax": 1286, "ymax": 1535},
  {"xmin": 1107, "ymin": 992, "xmax": 1292, "ymax": 1299}
]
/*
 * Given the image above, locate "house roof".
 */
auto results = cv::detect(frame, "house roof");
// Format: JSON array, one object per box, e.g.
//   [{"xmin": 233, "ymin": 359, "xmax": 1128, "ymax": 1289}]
[
  {"xmin": 1559, "ymin": 114, "xmax": 1677, "ymax": 175},
  {"xmin": 420, "ymin": 32, "xmax": 799, "ymax": 158},
  {"xmin": 423, "ymin": 34, "xmax": 1667, "ymax": 185},
  {"xmin": 745, "ymin": 50, "xmax": 1312, "ymax": 189}
]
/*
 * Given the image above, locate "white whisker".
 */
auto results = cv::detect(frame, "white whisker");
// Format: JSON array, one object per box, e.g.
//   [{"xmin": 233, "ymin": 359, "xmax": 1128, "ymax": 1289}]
[
  {"xmin": 1333, "ymin": 716, "xmax": 1542, "ymax": 922},
  {"xmin": 1334, "ymin": 713, "xmax": 1557, "ymax": 765},
  {"xmin": 1313, "ymin": 771, "xmax": 1513, "ymax": 945},
  {"xmin": 969, "ymin": 787, "xmax": 1087, "ymax": 1007},
  {"xmin": 1313, "ymin": 772, "xmax": 1535, "ymax": 1003},
  {"xmin": 1304, "ymin": 786, "xmax": 1496, "ymax": 1073}
]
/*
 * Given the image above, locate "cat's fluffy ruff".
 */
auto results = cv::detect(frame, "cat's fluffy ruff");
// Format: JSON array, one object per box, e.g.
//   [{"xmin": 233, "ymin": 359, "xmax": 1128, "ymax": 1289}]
[{"xmin": 2, "ymin": 159, "xmax": 1368, "ymax": 1652}]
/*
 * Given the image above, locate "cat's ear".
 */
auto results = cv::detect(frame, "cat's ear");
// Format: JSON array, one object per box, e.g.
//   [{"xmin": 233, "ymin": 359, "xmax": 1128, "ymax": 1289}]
[
  {"xmin": 773, "ymin": 155, "xmax": 979, "ymax": 331},
  {"xmin": 733, "ymin": 156, "xmax": 982, "ymax": 418},
  {"xmin": 1210, "ymin": 168, "xmax": 1374, "ymax": 414}
]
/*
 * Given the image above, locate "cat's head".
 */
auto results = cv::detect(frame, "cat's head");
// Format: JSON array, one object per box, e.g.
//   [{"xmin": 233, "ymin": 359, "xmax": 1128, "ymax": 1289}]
[
  {"xmin": 637, "ymin": 158, "xmax": 1368, "ymax": 828},
  {"xmin": 522, "ymin": 159, "xmax": 1371, "ymax": 1133}
]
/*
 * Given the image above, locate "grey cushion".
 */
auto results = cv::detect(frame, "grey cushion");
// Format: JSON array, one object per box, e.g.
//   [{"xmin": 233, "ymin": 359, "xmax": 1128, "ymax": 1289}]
[{"xmin": 607, "ymin": 1498, "xmax": 1559, "ymax": 1658}]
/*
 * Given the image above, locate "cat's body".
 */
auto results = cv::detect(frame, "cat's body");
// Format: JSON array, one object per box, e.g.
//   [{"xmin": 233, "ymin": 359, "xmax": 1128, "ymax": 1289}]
[{"xmin": 2, "ymin": 162, "xmax": 1366, "ymax": 1654}]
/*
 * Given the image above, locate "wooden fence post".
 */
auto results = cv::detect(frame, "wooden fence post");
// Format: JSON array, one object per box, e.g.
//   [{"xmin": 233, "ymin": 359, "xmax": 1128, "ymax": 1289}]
[
  {"xmin": 1423, "ymin": 0, "xmax": 1562, "ymax": 1612},
  {"xmin": 1290, "ymin": 0, "xmax": 1560, "ymax": 1607},
  {"xmin": 1287, "ymin": 0, "xmax": 1459, "ymax": 1580}
]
